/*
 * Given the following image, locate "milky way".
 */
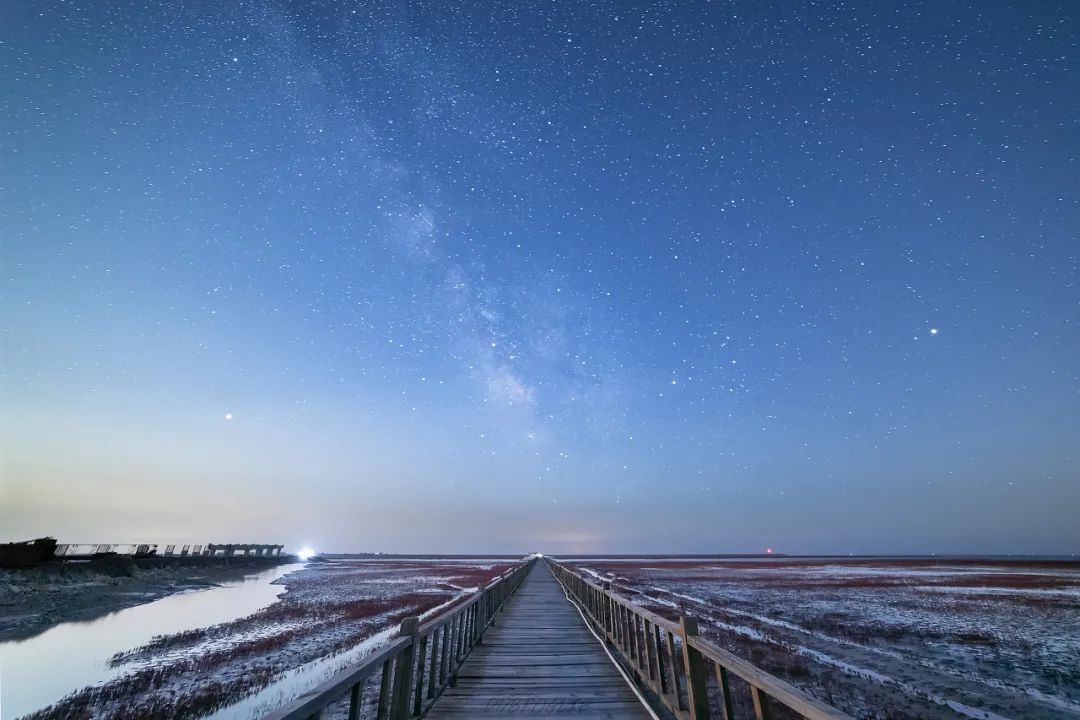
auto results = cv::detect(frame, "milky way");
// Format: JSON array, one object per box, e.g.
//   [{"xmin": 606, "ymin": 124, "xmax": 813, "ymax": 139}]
[{"xmin": 3, "ymin": 1, "xmax": 1078, "ymax": 553}]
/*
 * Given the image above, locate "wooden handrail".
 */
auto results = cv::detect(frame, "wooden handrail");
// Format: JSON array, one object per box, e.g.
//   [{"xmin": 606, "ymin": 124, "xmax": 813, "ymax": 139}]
[
  {"xmin": 546, "ymin": 558, "xmax": 851, "ymax": 720},
  {"xmin": 261, "ymin": 557, "xmax": 537, "ymax": 720},
  {"xmin": 260, "ymin": 638, "xmax": 411, "ymax": 720}
]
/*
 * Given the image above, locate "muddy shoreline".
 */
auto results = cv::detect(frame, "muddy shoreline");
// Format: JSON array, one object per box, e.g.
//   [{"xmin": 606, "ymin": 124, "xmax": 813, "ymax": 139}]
[
  {"xmin": 15, "ymin": 559, "xmax": 513, "ymax": 720},
  {"xmin": 0, "ymin": 559, "xmax": 289, "ymax": 642}
]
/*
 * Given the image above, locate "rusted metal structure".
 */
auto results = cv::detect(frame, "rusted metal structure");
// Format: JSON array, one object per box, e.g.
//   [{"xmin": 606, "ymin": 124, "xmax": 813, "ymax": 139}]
[
  {"xmin": 205, "ymin": 543, "xmax": 284, "ymax": 557},
  {"xmin": 52, "ymin": 542, "xmax": 284, "ymax": 560}
]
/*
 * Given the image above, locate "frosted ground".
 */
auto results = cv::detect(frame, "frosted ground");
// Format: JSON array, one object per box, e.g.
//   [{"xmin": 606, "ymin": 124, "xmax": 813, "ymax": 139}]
[{"xmin": 567, "ymin": 558, "xmax": 1080, "ymax": 720}]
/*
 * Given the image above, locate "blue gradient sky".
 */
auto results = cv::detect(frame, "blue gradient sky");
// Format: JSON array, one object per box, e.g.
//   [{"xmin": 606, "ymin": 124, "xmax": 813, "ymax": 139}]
[{"xmin": 2, "ymin": 0, "xmax": 1078, "ymax": 554}]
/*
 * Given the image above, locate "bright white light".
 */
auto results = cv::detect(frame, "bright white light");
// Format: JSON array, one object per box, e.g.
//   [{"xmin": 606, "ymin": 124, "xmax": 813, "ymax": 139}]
[
  {"xmin": 297, "ymin": 547, "xmax": 316, "ymax": 560},
  {"xmin": 224, "ymin": 412, "xmax": 233, "ymax": 420},
  {"xmin": 930, "ymin": 328, "xmax": 939, "ymax": 335}
]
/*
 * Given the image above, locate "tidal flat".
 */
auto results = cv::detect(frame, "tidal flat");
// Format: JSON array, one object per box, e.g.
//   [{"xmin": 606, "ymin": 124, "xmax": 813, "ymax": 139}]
[
  {"xmin": 2, "ymin": 559, "xmax": 514, "ymax": 720},
  {"xmin": 564, "ymin": 557, "xmax": 1080, "ymax": 720}
]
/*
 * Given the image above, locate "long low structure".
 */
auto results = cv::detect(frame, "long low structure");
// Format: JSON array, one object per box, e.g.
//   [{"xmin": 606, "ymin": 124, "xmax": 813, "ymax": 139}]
[
  {"xmin": 53, "ymin": 542, "xmax": 284, "ymax": 558},
  {"xmin": 259, "ymin": 557, "xmax": 850, "ymax": 720}
]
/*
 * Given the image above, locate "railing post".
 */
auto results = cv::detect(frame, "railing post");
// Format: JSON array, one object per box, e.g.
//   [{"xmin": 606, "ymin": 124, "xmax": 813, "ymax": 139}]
[
  {"xmin": 477, "ymin": 583, "xmax": 488, "ymax": 641},
  {"xmin": 666, "ymin": 629, "xmax": 685, "ymax": 710},
  {"xmin": 602, "ymin": 582, "xmax": 612, "ymax": 640},
  {"xmin": 715, "ymin": 665, "xmax": 735, "ymax": 720},
  {"xmin": 347, "ymin": 682, "xmax": 363, "ymax": 720},
  {"xmin": 656, "ymin": 624, "xmax": 670, "ymax": 696},
  {"xmin": 390, "ymin": 616, "xmax": 419, "ymax": 720},
  {"xmin": 630, "ymin": 612, "xmax": 641, "ymax": 664},
  {"xmin": 644, "ymin": 618, "xmax": 658, "ymax": 681},
  {"xmin": 465, "ymin": 605, "xmax": 475, "ymax": 649},
  {"xmin": 680, "ymin": 616, "xmax": 711, "ymax": 720},
  {"xmin": 751, "ymin": 685, "xmax": 772, "ymax": 720},
  {"xmin": 438, "ymin": 622, "xmax": 450, "ymax": 685},
  {"xmin": 378, "ymin": 658, "xmax": 394, "ymax": 717},
  {"xmin": 426, "ymin": 628, "xmax": 438, "ymax": 699},
  {"xmin": 621, "ymin": 603, "xmax": 631, "ymax": 651},
  {"xmin": 447, "ymin": 615, "xmax": 459, "ymax": 686},
  {"xmin": 449, "ymin": 613, "xmax": 465, "ymax": 686},
  {"xmin": 412, "ymin": 632, "xmax": 428, "ymax": 716}
]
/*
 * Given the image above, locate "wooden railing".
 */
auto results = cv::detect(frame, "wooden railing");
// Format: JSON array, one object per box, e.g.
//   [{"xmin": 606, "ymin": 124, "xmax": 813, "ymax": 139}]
[
  {"xmin": 261, "ymin": 557, "xmax": 536, "ymax": 720},
  {"xmin": 547, "ymin": 559, "xmax": 851, "ymax": 720}
]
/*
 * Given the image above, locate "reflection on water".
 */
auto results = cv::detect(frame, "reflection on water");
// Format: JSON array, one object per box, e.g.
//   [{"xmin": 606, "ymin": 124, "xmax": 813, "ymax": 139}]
[{"xmin": 0, "ymin": 563, "xmax": 303, "ymax": 720}]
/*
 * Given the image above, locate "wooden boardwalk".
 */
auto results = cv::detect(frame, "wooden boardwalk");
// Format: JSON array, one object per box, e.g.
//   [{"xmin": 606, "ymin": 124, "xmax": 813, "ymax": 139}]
[
  {"xmin": 263, "ymin": 558, "xmax": 848, "ymax": 720},
  {"xmin": 425, "ymin": 562, "xmax": 654, "ymax": 719}
]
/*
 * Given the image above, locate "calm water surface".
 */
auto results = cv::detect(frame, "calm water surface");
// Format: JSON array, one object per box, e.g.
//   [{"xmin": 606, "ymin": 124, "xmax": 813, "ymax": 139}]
[{"xmin": 0, "ymin": 563, "xmax": 303, "ymax": 720}]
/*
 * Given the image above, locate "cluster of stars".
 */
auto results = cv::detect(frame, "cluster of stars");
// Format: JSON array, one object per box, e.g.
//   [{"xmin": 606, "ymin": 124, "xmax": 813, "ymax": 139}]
[{"xmin": 3, "ymin": 0, "xmax": 1077, "ymax": 553}]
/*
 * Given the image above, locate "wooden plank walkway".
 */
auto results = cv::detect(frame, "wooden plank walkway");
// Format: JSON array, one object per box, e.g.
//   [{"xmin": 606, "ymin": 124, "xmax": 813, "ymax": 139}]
[{"xmin": 425, "ymin": 561, "xmax": 654, "ymax": 719}]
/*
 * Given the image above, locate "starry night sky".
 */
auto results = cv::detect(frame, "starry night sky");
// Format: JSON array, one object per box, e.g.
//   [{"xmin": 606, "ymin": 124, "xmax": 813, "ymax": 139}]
[{"xmin": 2, "ymin": 0, "xmax": 1078, "ymax": 554}]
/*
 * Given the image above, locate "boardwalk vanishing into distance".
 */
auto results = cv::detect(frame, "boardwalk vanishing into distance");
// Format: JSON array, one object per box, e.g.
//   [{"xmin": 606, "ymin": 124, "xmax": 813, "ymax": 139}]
[
  {"xmin": 424, "ymin": 562, "xmax": 653, "ymax": 719},
  {"xmin": 263, "ymin": 557, "xmax": 850, "ymax": 720}
]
